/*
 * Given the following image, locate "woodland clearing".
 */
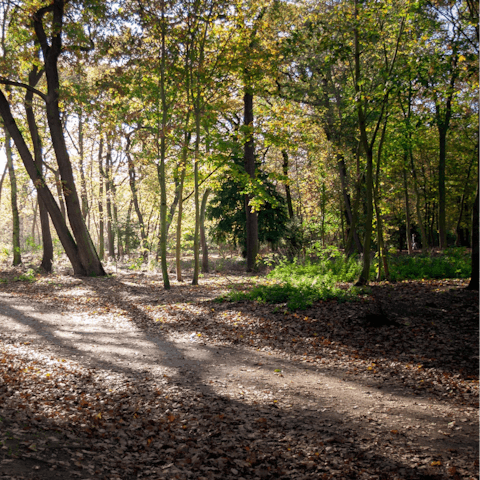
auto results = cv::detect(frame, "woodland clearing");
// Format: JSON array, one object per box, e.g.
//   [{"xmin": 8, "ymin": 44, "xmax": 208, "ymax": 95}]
[{"xmin": 0, "ymin": 263, "xmax": 478, "ymax": 480}]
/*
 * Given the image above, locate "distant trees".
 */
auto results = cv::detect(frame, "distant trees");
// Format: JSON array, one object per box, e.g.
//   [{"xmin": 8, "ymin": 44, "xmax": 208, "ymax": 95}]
[{"xmin": 0, "ymin": 0, "xmax": 476, "ymax": 286}]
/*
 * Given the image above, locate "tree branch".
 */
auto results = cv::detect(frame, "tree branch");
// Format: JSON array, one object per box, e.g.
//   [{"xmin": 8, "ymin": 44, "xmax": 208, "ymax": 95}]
[{"xmin": 0, "ymin": 78, "xmax": 47, "ymax": 101}]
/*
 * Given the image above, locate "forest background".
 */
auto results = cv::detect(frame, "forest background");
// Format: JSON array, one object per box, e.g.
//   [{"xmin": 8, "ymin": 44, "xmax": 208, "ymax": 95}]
[{"xmin": 0, "ymin": 0, "xmax": 478, "ymax": 291}]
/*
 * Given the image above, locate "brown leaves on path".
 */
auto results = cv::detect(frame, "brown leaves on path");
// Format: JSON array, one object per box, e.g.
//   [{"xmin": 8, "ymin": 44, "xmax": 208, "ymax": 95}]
[{"xmin": 0, "ymin": 268, "xmax": 478, "ymax": 480}]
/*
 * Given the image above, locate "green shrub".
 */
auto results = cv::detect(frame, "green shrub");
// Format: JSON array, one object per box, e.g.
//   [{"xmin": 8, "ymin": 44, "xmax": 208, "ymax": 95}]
[{"xmin": 216, "ymin": 247, "xmax": 472, "ymax": 310}]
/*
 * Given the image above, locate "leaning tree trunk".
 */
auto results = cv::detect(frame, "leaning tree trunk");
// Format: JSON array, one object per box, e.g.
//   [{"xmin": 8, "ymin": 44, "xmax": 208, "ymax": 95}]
[
  {"xmin": 5, "ymin": 127, "xmax": 21, "ymax": 266},
  {"xmin": 33, "ymin": 0, "xmax": 105, "ymax": 277},
  {"xmin": 25, "ymin": 66, "xmax": 53, "ymax": 272},
  {"xmin": 0, "ymin": 89, "xmax": 86, "ymax": 275}
]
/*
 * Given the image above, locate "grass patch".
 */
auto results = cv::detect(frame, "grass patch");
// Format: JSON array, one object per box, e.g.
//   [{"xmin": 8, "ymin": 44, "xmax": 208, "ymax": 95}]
[
  {"xmin": 385, "ymin": 248, "xmax": 471, "ymax": 281},
  {"xmin": 216, "ymin": 247, "xmax": 472, "ymax": 310}
]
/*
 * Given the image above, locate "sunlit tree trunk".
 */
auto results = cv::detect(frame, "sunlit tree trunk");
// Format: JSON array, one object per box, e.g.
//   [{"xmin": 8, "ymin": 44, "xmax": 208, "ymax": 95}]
[
  {"xmin": 98, "ymin": 138, "xmax": 105, "ymax": 261},
  {"xmin": 78, "ymin": 113, "xmax": 89, "ymax": 220},
  {"xmin": 33, "ymin": 0, "xmax": 105, "ymax": 276},
  {"xmin": 157, "ymin": 4, "xmax": 170, "ymax": 289},
  {"xmin": 25, "ymin": 65, "xmax": 53, "ymax": 272},
  {"xmin": 200, "ymin": 188, "xmax": 211, "ymax": 273},
  {"xmin": 5, "ymin": 128, "xmax": 21, "ymax": 266}
]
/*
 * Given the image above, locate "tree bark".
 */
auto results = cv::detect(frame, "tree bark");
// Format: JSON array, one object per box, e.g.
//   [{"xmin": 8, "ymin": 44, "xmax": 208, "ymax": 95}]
[
  {"xmin": 244, "ymin": 87, "xmax": 258, "ymax": 272},
  {"xmin": 281, "ymin": 149, "xmax": 294, "ymax": 219},
  {"xmin": 78, "ymin": 113, "xmax": 89, "ymax": 219},
  {"xmin": 0, "ymin": 163, "xmax": 7, "ymax": 207},
  {"xmin": 157, "ymin": 3, "xmax": 170, "ymax": 289},
  {"xmin": 98, "ymin": 138, "xmax": 105, "ymax": 261},
  {"xmin": 5, "ymin": 127, "xmax": 21, "ymax": 266},
  {"xmin": 33, "ymin": 0, "xmax": 105, "ymax": 276},
  {"xmin": 104, "ymin": 141, "xmax": 115, "ymax": 258},
  {"xmin": 200, "ymin": 188, "xmax": 211, "ymax": 273},
  {"xmin": 192, "ymin": 109, "xmax": 201, "ymax": 285},
  {"xmin": 175, "ymin": 133, "xmax": 190, "ymax": 282},
  {"xmin": 0, "ymin": 89, "xmax": 86, "ymax": 275},
  {"xmin": 403, "ymin": 161, "xmax": 413, "ymax": 254},
  {"xmin": 466, "ymin": 186, "xmax": 478, "ymax": 291},
  {"xmin": 338, "ymin": 154, "xmax": 363, "ymax": 255},
  {"xmin": 25, "ymin": 65, "xmax": 53, "ymax": 272},
  {"xmin": 126, "ymin": 138, "xmax": 148, "ymax": 259}
]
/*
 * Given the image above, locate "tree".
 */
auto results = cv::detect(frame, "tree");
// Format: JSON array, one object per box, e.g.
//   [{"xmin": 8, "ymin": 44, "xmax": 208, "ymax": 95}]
[{"xmin": 0, "ymin": 0, "xmax": 105, "ymax": 276}]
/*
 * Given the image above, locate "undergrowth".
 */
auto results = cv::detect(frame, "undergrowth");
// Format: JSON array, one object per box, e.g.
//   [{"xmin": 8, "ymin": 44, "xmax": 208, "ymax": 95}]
[{"xmin": 217, "ymin": 247, "xmax": 472, "ymax": 310}]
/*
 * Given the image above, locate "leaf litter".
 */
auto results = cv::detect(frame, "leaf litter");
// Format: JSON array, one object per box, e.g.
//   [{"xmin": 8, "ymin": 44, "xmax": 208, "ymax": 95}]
[{"xmin": 0, "ymin": 267, "xmax": 478, "ymax": 480}]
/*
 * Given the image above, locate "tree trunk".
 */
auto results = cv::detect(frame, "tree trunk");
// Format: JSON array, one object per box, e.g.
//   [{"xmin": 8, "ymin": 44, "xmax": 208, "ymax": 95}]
[
  {"xmin": 338, "ymin": 154, "xmax": 363, "ymax": 255},
  {"xmin": 5, "ymin": 128, "xmax": 21, "ymax": 266},
  {"xmin": 105, "ymin": 141, "xmax": 115, "ymax": 258},
  {"xmin": 200, "ymin": 188, "xmax": 211, "ymax": 273},
  {"xmin": 158, "ymin": 3, "xmax": 170, "ymax": 289},
  {"xmin": 126, "ymin": 139, "xmax": 148, "ymax": 259},
  {"xmin": 0, "ymin": 164, "xmax": 7, "ymax": 207},
  {"xmin": 409, "ymin": 149, "xmax": 428, "ymax": 251},
  {"xmin": 78, "ymin": 113, "xmax": 89, "ymax": 219},
  {"xmin": 98, "ymin": 138, "xmax": 105, "ymax": 261},
  {"xmin": 438, "ymin": 125, "xmax": 447, "ymax": 249},
  {"xmin": 244, "ymin": 87, "xmax": 258, "ymax": 272},
  {"xmin": 455, "ymin": 149, "xmax": 475, "ymax": 246},
  {"xmin": 0, "ymin": 90, "xmax": 86, "ymax": 275},
  {"xmin": 403, "ymin": 161, "xmax": 413, "ymax": 254},
  {"xmin": 33, "ymin": 0, "xmax": 105, "ymax": 277},
  {"xmin": 281, "ymin": 149, "xmax": 294, "ymax": 219},
  {"xmin": 176, "ymin": 132, "xmax": 190, "ymax": 282},
  {"xmin": 25, "ymin": 66, "xmax": 53, "ymax": 272},
  {"xmin": 192, "ymin": 109, "xmax": 201, "ymax": 286},
  {"xmin": 466, "ymin": 186, "xmax": 479, "ymax": 290}
]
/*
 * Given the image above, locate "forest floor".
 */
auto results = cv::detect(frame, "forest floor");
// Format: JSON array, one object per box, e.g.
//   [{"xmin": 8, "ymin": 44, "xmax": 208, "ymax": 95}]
[{"xmin": 0, "ymin": 262, "xmax": 478, "ymax": 480}]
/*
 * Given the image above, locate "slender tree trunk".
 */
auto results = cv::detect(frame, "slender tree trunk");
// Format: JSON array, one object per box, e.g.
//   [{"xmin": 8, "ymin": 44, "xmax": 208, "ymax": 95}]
[
  {"xmin": 176, "ymin": 133, "xmax": 190, "ymax": 282},
  {"xmin": 0, "ymin": 164, "xmax": 7, "ymax": 207},
  {"xmin": 282, "ymin": 149, "xmax": 294, "ymax": 219},
  {"xmin": 403, "ymin": 161, "xmax": 413, "ymax": 254},
  {"xmin": 98, "ymin": 138, "xmax": 105, "ymax": 261},
  {"xmin": 192, "ymin": 110, "xmax": 201, "ymax": 285},
  {"xmin": 31, "ymin": 199, "xmax": 38, "ymax": 244},
  {"xmin": 158, "ymin": 4, "xmax": 170, "ymax": 289},
  {"xmin": 200, "ymin": 188, "xmax": 211, "ymax": 273},
  {"xmin": 338, "ymin": 154, "xmax": 363, "ymax": 255},
  {"xmin": 5, "ymin": 128, "xmax": 21, "ymax": 266},
  {"xmin": 126, "ymin": 141, "xmax": 148, "ymax": 259},
  {"xmin": 409, "ymin": 150, "xmax": 428, "ymax": 251},
  {"xmin": 105, "ymin": 142, "xmax": 115, "ymax": 258},
  {"xmin": 244, "ymin": 87, "xmax": 258, "ymax": 272},
  {"xmin": 25, "ymin": 66, "xmax": 53, "ymax": 272},
  {"xmin": 438, "ymin": 125, "xmax": 448, "ymax": 249},
  {"xmin": 78, "ymin": 113, "xmax": 89, "ymax": 219},
  {"xmin": 455, "ymin": 149, "xmax": 475, "ymax": 246}
]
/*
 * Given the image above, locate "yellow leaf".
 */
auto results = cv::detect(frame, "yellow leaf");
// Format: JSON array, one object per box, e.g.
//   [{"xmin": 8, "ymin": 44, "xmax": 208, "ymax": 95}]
[{"xmin": 431, "ymin": 461, "xmax": 442, "ymax": 466}]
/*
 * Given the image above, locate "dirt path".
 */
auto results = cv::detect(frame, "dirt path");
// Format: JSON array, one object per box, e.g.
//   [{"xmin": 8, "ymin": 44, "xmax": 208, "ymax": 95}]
[{"xmin": 0, "ymin": 271, "xmax": 478, "ymax": 479}]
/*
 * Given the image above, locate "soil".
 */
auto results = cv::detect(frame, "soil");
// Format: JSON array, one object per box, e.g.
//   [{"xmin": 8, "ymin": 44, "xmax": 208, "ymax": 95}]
[{"xmin": 0, "ymin": 265, "xmax": 478, "ymax": 480}]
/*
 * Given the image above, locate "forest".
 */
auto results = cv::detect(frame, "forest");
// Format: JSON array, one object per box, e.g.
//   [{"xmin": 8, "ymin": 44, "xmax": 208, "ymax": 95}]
[
  {"xmin": 0, "ymin": 1, "xmax": 478, "ymax": 479},
  {"xmin": 0, "ymin": 0, "xmax": 477, "ymax": 288}
]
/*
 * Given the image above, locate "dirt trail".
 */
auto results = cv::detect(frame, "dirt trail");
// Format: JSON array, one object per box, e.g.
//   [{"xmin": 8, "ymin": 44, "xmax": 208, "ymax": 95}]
[{"xmin": 0, "ymin": 272, "xmax": 478, "ymax": 480}]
